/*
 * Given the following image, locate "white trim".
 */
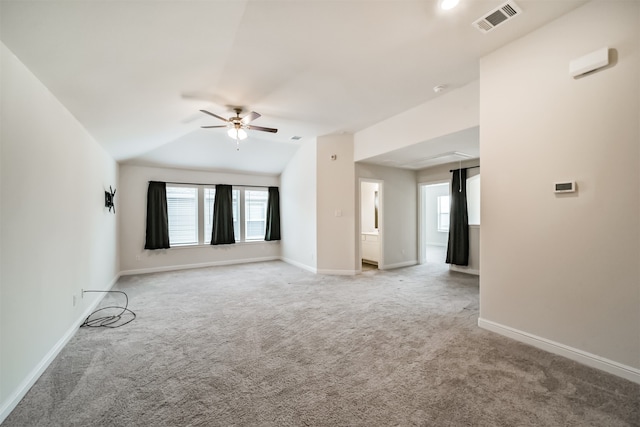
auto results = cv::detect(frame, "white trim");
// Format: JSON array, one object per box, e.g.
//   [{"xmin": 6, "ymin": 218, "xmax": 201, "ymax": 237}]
[
  {"xmin": 478, "ymin": 318, "xmax": 640, "ymax": 384},
  {"xmin": 417, "ymin": 179, "xmax": 451, "ymax": 187},
  {"xmin": 450, "ymin": 265, "xmax": 480, "ymax": 275},
  {"xmin": 280, "ymin": 257, "xmax": 317, "ymax": 274},
  {"xmin": 358, "ymin": 178, "xmax": 384, "ymax": 270},
  {"xmin": 417, "ymin": 183, "xmax": 425, "ymax": 264},
  {"xmin": 120, "ymin": 256, "xmax": 280, "ymax": 276},
  {"xmin": 418, "ymin": 181, "xmax": 450, "ymax": 265},
  {"xmin": 316, "ymin": 268, "xmax": 357, "ymax": 276},
  {"xmin": 0, "ymin": 274, "xmax": 120, "ymax": 425},
  {"xmin": 160, "ymin": 240, "xmax": 280, "ymax": 250},
  {"xmin": 281, "ymin": 258, "xmax": 357, "ymax": 275},
  {"xmin": 380, "ymin": 260, "xmax": 418, "ymax": 270}
]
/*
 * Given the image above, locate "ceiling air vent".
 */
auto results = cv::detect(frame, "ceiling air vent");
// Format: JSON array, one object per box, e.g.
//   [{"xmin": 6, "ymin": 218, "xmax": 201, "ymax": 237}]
[
  {"xmin": 406, "ymin": 151, "xmax": 473, "ymax": 169},
  {"xmin": 473, "ymin": 1, "xmax": 523, "ymax": 33}
]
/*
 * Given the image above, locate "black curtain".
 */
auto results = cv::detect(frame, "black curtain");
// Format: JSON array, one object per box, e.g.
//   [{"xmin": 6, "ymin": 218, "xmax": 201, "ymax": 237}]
[
  {"xmin": 144, "ymin": 181, "xmax": 170, "ymax": 250},
  {"xmin": 211, "ymin": 184, "xmax": 235, "ymax": 245},
  {"xmin": 265, "ymin": 186, "xmax": 281, "ymax": 241},
  {"xmin": 446, "ymin": 168, "xmax": 469, "ymax": 266}
]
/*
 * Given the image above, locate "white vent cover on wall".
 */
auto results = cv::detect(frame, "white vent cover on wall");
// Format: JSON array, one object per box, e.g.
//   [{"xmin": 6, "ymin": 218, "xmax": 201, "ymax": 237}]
[{"xmin": 473, "ymin": 1, "xmax": 523, "ymax": 33}]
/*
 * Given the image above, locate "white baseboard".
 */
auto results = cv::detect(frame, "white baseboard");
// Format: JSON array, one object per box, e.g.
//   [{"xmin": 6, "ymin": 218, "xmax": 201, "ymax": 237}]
[
  {"xmin": 280, "ymin": 257, "xmax": 317, "ymax": 274},
  {"xmin": 280, "ymin": 258, "xmax": 357, "ymax": 275},
  {"xmin": 119, "ymin": 256, "xmax": 280, "ymax": 276},
  {"xmin": 316, "ymin": 268, "xmax": 357, "ymax": 276},
  {"xmin": 381, "ymin": 260, "xmax": 418, "ymax": 270},
  {"xmin": 0, "ymin": 274, "xmax": 120, "ymax": 425},
  {"xmin": 478, "ymin": 318, "xmax": 640, "ymax": 385},
  {"xmin": 450, "ymin": 265, "xmax": 480, "ymax": 275}
]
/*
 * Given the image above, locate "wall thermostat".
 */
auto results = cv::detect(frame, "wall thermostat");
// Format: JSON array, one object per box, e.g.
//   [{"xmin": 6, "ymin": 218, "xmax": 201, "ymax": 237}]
[{"xmin": 554, "ymin": 181, "xmax": 576, "ymax": 193}]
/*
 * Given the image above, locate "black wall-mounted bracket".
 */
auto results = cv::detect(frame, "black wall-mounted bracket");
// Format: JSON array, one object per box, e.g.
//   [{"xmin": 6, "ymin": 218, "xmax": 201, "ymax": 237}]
[{"xmin": 105, "ymin": 186, "xmax": 116, "ymax": 213}]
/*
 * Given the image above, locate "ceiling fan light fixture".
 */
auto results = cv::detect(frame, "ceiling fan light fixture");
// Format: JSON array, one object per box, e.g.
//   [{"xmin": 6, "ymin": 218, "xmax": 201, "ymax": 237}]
[
  {"xmin": 440, "ymin": 0, "xmax": 459, "ymax": 10},
  {"xmin": 227, "ymin": 127, "xmax": 248, "ymax": 140},
  {"xmin": 200, "ymin": 108, "xmax": 277, "ymax": 144}
]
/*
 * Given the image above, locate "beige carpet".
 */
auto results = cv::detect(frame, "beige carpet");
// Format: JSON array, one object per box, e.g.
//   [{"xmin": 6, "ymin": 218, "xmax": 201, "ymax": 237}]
[{"xmin": 4, "ymin": 261, "xmax": 639, "ymax": 426}]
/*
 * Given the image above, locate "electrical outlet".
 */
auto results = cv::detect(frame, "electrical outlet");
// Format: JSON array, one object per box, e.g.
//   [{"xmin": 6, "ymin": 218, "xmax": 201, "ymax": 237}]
[
  {"xmin": 81, "ymin": 289, "xmax": 84, "ymax": 299},
  {"xmin": 73, "ymin": 295, "xmax": 77, "ymax": 306},
  {"xmin": 135, "ymin": 255, "xmax": 141, "ymax": 261}
]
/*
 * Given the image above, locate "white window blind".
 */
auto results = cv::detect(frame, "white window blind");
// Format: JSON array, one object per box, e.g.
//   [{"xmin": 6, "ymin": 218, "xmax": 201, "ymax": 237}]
[
  {"xmin": 204, "ymin": 188, "xmax": 215, "ymax": 244},
  {"xmin": 467, "ymin": 174, "xmax": 481, "ymax": 225},
  {"xmin": 437, "ymin": 195, "xmax": 450, "ymax": 233},
  {"xmin": 163, "ymin": 185, "xmax": 271, "ymax": 246},
  {"xmin": 167, "ymin": 186, "xmax": 198, "ymax": 245},
  {"xmin": 232, "ymin": 190, "xmax": 240, "ymax": 239},
  {"xmin": 245, "ymin": 190, "xmax": 268, "ymax": 240}
]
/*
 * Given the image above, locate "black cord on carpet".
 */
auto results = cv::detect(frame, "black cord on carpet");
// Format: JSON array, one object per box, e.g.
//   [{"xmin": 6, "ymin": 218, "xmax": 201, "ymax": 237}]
[{"xmin": 81, "ymin": 290, "xmax": 136, "ymax": 328}]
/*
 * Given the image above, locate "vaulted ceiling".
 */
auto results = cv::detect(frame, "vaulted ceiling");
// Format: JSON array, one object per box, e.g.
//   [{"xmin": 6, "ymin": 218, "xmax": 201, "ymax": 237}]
[{"xmin": 0, "ymin": 0, "xmax": 586, "ymax": 174}]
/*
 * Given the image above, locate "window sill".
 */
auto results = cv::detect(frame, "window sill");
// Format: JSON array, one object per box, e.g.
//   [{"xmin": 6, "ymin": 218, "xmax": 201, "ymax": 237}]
[{"xmin": 169, "ymin": 240, "xmax": 280, "ymax": 249}]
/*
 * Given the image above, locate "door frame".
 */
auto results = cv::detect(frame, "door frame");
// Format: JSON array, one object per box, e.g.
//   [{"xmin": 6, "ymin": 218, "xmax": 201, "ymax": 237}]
[
  {"xmin": 358, "ymin": 178, "xmax": 384, "ymax": 270},
  {"xmin": 418, "ymin": 180, "xmax": 449, "ymax": 264}
]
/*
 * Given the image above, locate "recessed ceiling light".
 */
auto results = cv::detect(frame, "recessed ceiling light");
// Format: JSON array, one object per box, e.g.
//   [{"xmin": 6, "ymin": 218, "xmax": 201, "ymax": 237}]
[{"xmin": 440, "ymin": 0, "xmax": 460, "ymax": 10}]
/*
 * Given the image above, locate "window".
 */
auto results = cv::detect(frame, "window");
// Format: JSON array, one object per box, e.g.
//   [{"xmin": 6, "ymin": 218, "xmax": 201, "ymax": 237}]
[
  {"xmin": 167, "ymin": 185, "xmax": 270, "ymax": 246},
  {"xmin": 204, "ymin": 188, "xmax": 215, "ymax": 243},
  {"xmin": 233, "ymin": 190, "xmax": 240, "ymax": 239},
  {"xmin": 167, "ymin": 186, "xmax": 198, "ymax": 245},
  {"xmin": 437, "ymin": 195, "xmax": 450, "ymax": 232},
  {"xmin": 467, "ymin": 174, "xmax": 481, "ymax": 225},
  {"xmin": 245, "ymin": 190, "xmax": 268, "ymax": 240}
]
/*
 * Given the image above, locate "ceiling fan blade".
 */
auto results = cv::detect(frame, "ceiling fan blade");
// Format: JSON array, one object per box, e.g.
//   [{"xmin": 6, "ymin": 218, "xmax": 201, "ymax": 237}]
[
  {"xmin": 241, "ymin": 111, "xmax": 261, "ymax": 124},
  {"xmin": 245, "ymin": 124, "xmax": 278, "ymax": 133},
  {"xmin": 201, "ymin": 125, "xmax": 228, "ymax": 129},
  {"xmin": 200, "ymin": 110, "xmax": 229, "ymax": 122}
]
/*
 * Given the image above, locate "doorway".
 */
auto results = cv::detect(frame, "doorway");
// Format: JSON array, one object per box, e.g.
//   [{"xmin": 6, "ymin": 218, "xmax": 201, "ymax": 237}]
[
  {"xmin": 419, "ymin": 182, "xmax": 449, "ymax": 265},
  {"xmin": 360, "ymin": 179, "xmax": 383, "ymax": 270}
]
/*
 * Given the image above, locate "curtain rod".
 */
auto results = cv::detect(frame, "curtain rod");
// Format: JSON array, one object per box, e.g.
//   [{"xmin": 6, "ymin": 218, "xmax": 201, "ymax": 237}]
[
  {"xmin": 152, "ymin": 181, "xmax": 275, "ymax": 189},
  {"xmin": 449, "ymin": 165, "xmax": 480, "ymax": 172}
]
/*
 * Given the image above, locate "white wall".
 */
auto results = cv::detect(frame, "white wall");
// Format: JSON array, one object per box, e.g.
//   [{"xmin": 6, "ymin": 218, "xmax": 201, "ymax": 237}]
[
  {"xmin": 0, "ymin": 43, "xmax": 119, "ymax": 421},
  {"xmin": 118, "ymin": 164, "xmax": 280, "ymax": 274},
  {"xmin": 418, "ymin": 161, "xmax": 480, "ymax": 271},
  {"xmin": 416, "ymin": 160, "xmax": 480, "ymax": 184},
  {"xmin": 280, "ymin": 139, "xmax": 318, "ymax": 272},
  {"xmin": 354, "ymin": 80, "xmax": 479, "ymax": 162},
  {"xmin": 479, "ymin": 0, "xmax": 640, "ymax": 380},
  {"xmin": 450, "ymin": 225, "xmax": 480, "ymax": 276},
  {"xmin": 316, "ymin": 134, "xmax": 356, "ymax": 274},
  {"xmin": 356, "ymin": 163, "xmax": 417, "ymax": 269},
  {"xmin": 360, "ymin": 181, "xmax": 378, "ymax": 233}
]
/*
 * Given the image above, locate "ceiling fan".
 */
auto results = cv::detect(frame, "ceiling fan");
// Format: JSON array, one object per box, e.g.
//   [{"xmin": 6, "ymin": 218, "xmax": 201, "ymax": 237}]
[{"xmin": 200, "ymin": 107, "xmax": 278, "ymax": 150}]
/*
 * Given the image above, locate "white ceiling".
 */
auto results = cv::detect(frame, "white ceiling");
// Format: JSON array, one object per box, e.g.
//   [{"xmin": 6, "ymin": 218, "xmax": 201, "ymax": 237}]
[
  {"xmin": 365, "ymin": 127, "xmax": 481, "ymax": 170},
  {"xmin": 0, "ymin": 0, "xmax": 586, "ymax": 175}
]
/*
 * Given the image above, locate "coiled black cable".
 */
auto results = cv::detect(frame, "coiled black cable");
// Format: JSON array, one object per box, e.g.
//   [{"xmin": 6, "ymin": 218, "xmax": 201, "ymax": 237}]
[{"xmin": 81, "ymin": 290, "xmax": 136, "ymax": 328}]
